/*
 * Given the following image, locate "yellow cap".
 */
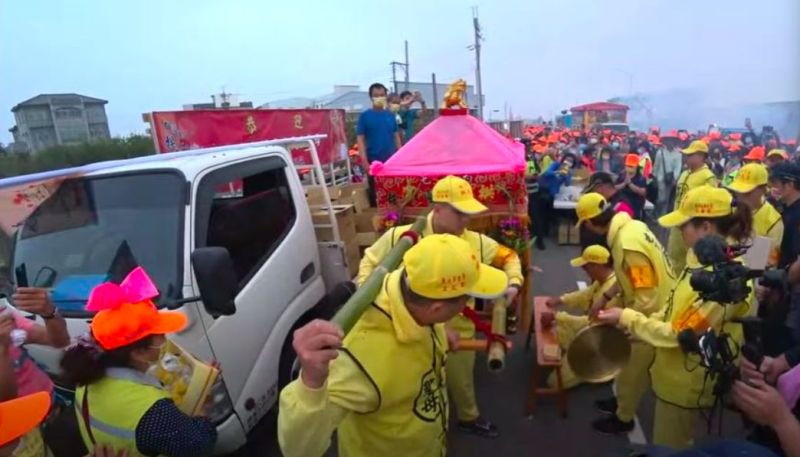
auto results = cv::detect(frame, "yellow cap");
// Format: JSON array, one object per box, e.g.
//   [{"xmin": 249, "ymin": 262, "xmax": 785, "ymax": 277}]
[
  {"xmin": 727, "ymin": 163, "xmax": 769, "ymax": 194},
  {"xmin": 570, "ymin": 245, "xmax": 611, "ymax": 267},
  {"xmin": 658, "ymin": 186, "xmax": 733, "ymax": 228},
  {"xmin": 575, "ymin": 193, "xmax": 608, "ymax": 226},
  {"xmin": 431, "ymin": 175, "xmax": 488, "ymax": 215},
  {"xmin": 767, "ymin": 149, "xmax": 789, "ymax": 160},
  {"xmin": 403, "ymin": 234, "xmax": 508, "ymax": 300},
  {"xmin": 682, "ymin": 140, "xmax": 709, "ymax": 155}
]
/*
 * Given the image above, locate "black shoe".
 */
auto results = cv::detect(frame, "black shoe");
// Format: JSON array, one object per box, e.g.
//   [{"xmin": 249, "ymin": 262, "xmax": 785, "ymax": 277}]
[
  {"xmin": 535, "ymin": 238, "xmax": 546, "ymax": 250},
  {"xmin": 458, "ymin": 417, "xmax": 499, "ymax": 438},
  {"xmin": 592, "ymin": 415, "xmax": 634, "ymax": 435},
  {"xmin": 594, "ymin": 397, "xmax": 617, "ymax": 415}
]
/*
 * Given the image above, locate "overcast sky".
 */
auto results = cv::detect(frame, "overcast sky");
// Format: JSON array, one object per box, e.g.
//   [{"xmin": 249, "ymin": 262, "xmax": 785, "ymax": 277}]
[{"xmin": 2, "ymin": 0, "xmax": 799, "ymax": 142}]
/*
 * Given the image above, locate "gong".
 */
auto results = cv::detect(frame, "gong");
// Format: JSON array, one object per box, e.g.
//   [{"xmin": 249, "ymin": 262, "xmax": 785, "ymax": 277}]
[{"xmin": 567, "ymin": 324, "xmax": 632, "ymax": 383}]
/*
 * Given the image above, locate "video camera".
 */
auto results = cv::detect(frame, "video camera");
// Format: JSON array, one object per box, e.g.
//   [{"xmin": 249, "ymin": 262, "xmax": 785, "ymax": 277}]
[{"xmin": 678, "ymin": 235, "xmax": 767, "ymax": 433}]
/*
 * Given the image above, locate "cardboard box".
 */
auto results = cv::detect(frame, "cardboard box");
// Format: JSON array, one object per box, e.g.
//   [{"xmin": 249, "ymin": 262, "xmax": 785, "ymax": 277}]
[
  {"xmin": 305, "ymin": 183, "xmax": 371, "ymax": 213},
  {"xmin": 355, "ymin": 209, "xmax": 379, "ymax": 232},
  {"xmin": 311, "ymin": 204, "xmax": 357, "ymax": 243},
  {"xmin": 345, "ymin": 241, "xmax": 361, "ymax": 278},
  {"xmin": 356, "ymin": 232, "xmax": 379, "ymax": 247},
  {"xmin": 558, "ymin": 222, "xmax": 570, "ymax": 245}
]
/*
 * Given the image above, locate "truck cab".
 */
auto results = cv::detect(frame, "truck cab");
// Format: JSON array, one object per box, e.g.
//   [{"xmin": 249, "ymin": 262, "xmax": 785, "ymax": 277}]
[{"xmin": 1, "ymin": 136, "xmax": 353, "ymax": 454}]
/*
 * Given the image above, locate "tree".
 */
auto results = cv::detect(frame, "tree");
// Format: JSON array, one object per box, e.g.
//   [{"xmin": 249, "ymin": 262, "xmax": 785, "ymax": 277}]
[{"xmin": 0, "ymin": 135, "xmax": 154, "ymax": 177}]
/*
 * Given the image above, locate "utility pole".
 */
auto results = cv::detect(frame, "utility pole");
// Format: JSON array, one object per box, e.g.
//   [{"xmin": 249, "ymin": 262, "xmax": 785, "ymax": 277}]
[
  {"xmin": 471, "ymin": 7, "xmax": 484, "ymax": 120},
  {"xmin": 390, "ymin": 60, "xmax": 409, "ymax": 94},
  {"xmin": 431, "ymin": 73, "xmax": 438, "ymax": 116},
  {"xmin": 404, "ymin": 40, "xmax": 410, "ymax": 90}
]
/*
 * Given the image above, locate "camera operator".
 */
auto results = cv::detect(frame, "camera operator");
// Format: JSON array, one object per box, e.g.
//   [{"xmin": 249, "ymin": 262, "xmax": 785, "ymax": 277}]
[
  {"xmin": 771, "ymin": 163, "xmax": 800, "ymax": 344},
  {"xmin": 732, "ymin": 350, "xmax": 800, "ymax": 457},
  {"xmin": 597, "ymin": 186, "xmax": 754, "ymax": 450}
]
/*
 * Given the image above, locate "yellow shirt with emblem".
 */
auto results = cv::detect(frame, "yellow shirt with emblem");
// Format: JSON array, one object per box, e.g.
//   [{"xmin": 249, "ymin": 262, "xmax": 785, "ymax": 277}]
[
  {"xmin": 556, "ymin": 273, "xmax": 619, "ymax": 343},
  {"xmin": 278, "ymin": 270, "xmax": 449, "ymax": 457},
  {"xmin": 357, "ymin": 213, "xmax": 523, "ymax": 338},
  {"xmin": 618, "ymin": 249, "xmax": 753, "ymax": 408},
  {"xmin": 607, "ymin": 212, "xmax": 676, "ymax": 316},
  {"xmin": 752, "ymin": 201, "xmax": 784, "ymax": 267},
  {"xmin": 674, "ymin": 165, "xmax": 717, "ymax": 210}
]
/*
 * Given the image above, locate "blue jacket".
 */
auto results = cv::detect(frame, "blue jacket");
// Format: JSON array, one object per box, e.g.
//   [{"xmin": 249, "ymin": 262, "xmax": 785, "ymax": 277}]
[{"xmin": 539, "ymin": 162, "xmax": 573, "ymax": 196}]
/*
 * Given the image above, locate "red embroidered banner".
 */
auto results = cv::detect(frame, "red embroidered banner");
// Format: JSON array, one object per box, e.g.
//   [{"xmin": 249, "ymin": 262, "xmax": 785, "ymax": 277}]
[
  {"xmin": 375, "ymin": 172, "xmax": 527, "ymax": 214},
  {"xmin": 149, "ymin": 109, "xmax": 348, "ymax": 164}
]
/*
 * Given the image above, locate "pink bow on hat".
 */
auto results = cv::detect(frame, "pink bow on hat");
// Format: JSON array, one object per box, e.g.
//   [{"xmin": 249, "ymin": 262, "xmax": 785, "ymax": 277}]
[{"xmin": 86, "ymin": 267, "xmax": 159, "ymax": 312}]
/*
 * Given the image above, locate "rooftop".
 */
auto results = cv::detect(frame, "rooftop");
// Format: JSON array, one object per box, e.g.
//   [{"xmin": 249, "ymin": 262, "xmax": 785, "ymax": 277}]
[{"xmin": 12, "ymin": 93, "xmax": 108, "ymax": 112}]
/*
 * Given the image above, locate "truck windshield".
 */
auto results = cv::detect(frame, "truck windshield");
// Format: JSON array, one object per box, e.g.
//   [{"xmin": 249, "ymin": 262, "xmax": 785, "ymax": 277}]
[{"xmin": 11, "ymin": 172, "xmax": 185, "ymax": 316}]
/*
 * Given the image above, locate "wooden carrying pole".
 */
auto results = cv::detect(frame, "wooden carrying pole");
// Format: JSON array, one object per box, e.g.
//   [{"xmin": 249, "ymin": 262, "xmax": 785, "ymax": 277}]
[
  {"xmin": 456, "ymin": 298, "xmax": 510, "ymax": 373},
  {"xmin": 331, "ymin": 216, "xmax": 427, "ymax": 334}
]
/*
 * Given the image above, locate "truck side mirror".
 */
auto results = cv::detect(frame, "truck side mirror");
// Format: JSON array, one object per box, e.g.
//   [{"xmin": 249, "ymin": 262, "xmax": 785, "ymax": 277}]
[{"xmin": 191, "ymin": 247, "xmax": 237, "ymax": 317}]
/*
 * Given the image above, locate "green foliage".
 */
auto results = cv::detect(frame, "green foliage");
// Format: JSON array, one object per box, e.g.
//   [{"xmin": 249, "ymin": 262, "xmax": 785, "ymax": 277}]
[{"xmin": 0, "ymin": 135, "xmax": 155, "ymax": 178}]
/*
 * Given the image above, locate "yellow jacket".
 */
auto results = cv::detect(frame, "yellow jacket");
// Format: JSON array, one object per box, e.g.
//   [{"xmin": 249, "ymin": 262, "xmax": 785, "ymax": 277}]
[
  {"xmin": 555, "ymin": 274, "xmax": 619, "ymax": 344},
  {"xmin": 674, "ymin": 165, "xmax": 717, "ymax": 210},
  {"xmin": 752, "ymin": 201, "xmax": 783, "ymax": 267},
  {"xmin": 357, "ymin": 213, "xmax": 523, "ymax": 338},
  {"xmin": 559, "ymin": 274, "xmax": 619, "ymax": 312},
  {"xmin": 607, "ymin": 212, "xmax": 676, "ymax": 316},
  {"xmin": 278, "ymin": 270, "xmax": 448, "ymax": 457},
  {"xmin": 618, "ymin": 250, "xmax": 753, "ymax": 408}
]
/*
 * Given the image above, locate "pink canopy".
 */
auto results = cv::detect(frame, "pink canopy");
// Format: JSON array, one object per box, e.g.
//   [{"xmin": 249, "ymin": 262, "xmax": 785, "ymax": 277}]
[{"xmin": 370, "ymin": 111, "xmax": 526, "ymax": 177}]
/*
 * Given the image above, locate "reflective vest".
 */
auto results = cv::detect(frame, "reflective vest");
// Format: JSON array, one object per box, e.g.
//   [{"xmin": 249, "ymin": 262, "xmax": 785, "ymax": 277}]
[
  {"xmin": 337, "ymin": 270, "xmax": 449, "ymax": 457},
  {"xmin": 650, "ymin": 251, "xmax": 752, "ymax": 408},
  {"xmin": 525, "ymin": 159, "xmax": 540, "ymax": 194},
  {"xmin": 75, "ymin": 368, "xmax": 170, "ymax": 457},
  {"xmin": 753, "ymin": 201, "xmax": 784, "ymax": 266},
  {"xmin": 608, "ymin": 212, "xmax": 676, "ymax": 313}
]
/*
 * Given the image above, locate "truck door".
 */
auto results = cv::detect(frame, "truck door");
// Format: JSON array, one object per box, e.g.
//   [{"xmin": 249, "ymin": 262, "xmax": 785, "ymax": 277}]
[{"xmin": 192, "ymin": 154, "xmax": 320, "ymax": 428}]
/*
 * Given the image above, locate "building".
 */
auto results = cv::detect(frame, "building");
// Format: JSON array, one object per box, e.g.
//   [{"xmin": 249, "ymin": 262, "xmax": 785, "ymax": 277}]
[
  {"xmin": 183, "ymin": 92, "xmax": 254, "ymax": 110},
  {"xmin": 263, "ymin": 82, "xmax": 479, "ymax": 113},
  {"xmin": 9, "ymin": 93, "xmax": 110, "ymax": 153}
]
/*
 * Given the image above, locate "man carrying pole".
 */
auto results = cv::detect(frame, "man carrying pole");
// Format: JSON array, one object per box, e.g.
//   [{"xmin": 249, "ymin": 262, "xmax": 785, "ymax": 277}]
[
  {"xmin": 356, "ymin": 175, "xmax": 524, "ymax": 437},
  {"xmin": 278, "ymin": 234, "xmax": 508, "ymax": 457}
]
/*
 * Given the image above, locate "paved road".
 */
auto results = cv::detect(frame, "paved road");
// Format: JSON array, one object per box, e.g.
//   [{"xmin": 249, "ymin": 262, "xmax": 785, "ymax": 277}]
[{"xmin": 45, "ymin": 234, "xmax": 747, "ymax": 457}]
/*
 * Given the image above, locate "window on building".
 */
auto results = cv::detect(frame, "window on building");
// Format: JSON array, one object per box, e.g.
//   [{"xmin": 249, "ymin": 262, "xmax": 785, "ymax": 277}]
[
  {"xmin": 195, "ymin": 158, "xmax": 296, "ymax": 285},
  {"xmin": 59, "ymin": 126, "xmax": 88, "ymax": 143},
  {"xmin": 54, "ymin": 107, "xmax": 82, "ymax": 119}
]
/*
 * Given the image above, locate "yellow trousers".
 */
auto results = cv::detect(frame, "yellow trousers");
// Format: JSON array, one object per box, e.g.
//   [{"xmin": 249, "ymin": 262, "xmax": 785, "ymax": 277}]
[
  {"xmin": 667, "ymin": 228, "xmax": 687, "ymax": 276},
  {"xmin": 446, "ymin": 350, "xmax": 480, "ymax": 422},
  {"xmin": 548, "ymin": 313, "xmax": 590, "ymax": 390},
  {"xmin": 653, "ymin": 399, "xmax": 697, "ymax": 450},
  {"xmin": 615, "ymin": 341, "xmax": 654, "ymax": 422}
]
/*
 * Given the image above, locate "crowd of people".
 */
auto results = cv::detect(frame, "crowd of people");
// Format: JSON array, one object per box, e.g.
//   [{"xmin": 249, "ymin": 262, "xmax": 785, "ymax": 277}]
[
  {"xmin": 3, "ymin": 78, "xmax": 800, "ymax": 457},
  {"xmin": 525, "ymin": 122, "xmax": 800, "ymax": 456}
]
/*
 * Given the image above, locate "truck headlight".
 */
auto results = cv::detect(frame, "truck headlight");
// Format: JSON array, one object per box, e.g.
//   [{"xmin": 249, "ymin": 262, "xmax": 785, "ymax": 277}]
[{"xmin": 207, "ymin": 377, "xmax": 235, "ymax": 424}]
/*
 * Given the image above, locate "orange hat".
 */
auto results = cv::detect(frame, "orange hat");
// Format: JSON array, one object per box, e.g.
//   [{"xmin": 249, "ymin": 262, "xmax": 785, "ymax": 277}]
[
  {"xmin": 533, "ymin": 144, "xmax": 546, "ymax": 153},
  {"xmin": 87, "ymin": 267, "xmax": 188, "ymax": 350},
  {"xmin": 729, "ymin": 144, "xmax": 742, "ymax": 152},
  {"xmin": 625, "ymin": 153, "xmax": 640, "ymax": 167},
  {"xmin": 546, "ymin": 133, "xmax": 560, "ymax": 144},
  {"xmin": 729, "ymin": 133, "xmax": 742, "ymax": 141},
  {"xmin": 709, "ymin": 131, "xmax": 722, "ymax": 140},
  {"xmin": 648, "ymin": 134, "xmax": 661, "ymax": 145},
  {"xmin": 0, "ymin": 392, "xmax": 50, "ymax": 446},
  {"xmin": 678, "ymin": 132, "xmax": 689, "ymax": 141},
  {"xmin": 743, "ymin": 146, "xmax": 765, "ymax": 161},
  {"xmin": 662, "ymin": 129, "xmax": 679, "ymax": 139}
]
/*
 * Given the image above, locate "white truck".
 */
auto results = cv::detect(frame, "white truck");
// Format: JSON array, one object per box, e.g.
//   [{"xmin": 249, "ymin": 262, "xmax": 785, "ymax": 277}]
[{"xmin": 0, "ymin": 135, "xmax": 357, "ymax": 454}]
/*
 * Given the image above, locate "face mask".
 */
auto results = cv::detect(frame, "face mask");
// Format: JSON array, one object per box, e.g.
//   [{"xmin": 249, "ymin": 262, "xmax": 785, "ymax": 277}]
[
  {"xmin": 601, "ymin": 154, "xmax": 610, "ymax": 160},
  {"xmin": 611, "ymin": 142, "xmax": 620, "ymax": 150},
  {"xmin": 389, "ymin": 103, "xmax": 400, "ymax": 113},
  {"xmin": 372, "ymin": 96, "xmax": 387, "ymax": 109}
]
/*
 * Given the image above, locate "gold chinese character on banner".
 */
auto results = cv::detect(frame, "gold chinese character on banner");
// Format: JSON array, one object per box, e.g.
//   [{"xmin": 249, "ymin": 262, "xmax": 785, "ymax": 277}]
[
  {"xmin": 245, "ymin": 115, "xmax": 257, "ymax": 135},
  {"xmin": 293, "ymin": 114, "xmax": 303, "ymax": 129}
]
